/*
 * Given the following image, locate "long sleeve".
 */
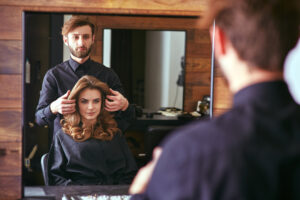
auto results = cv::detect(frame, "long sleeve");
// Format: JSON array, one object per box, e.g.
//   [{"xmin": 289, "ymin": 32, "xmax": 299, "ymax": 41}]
[
  {"xmin": 35, "ymin": 70, "xmax": 59, "ymax": 126},
  {"xmin": 105, "ymin": 69, "xmax": 136, "ymax": 132},
  {"xmin": 114, "ymin": 104, "xmax": 136, "ymax": 132}
]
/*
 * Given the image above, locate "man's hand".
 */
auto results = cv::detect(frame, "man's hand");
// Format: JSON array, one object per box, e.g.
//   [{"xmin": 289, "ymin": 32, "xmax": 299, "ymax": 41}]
[
  {"xmin": 50, "ymin": 90, "xmax": 76, "ymax": 115},
  {"xmin": 129, "ymin": 147, "xmax": 163, "ymax": 194},
  {"xmin": 105, "ymin": 89, "xmax": 129, "ymax": 112}
]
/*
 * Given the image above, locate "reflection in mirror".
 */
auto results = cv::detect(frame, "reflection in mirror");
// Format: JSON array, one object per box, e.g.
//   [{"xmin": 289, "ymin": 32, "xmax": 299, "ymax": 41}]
[
  {"xmin": 24, "ymin": 13, "xmax": 64, "ymax": 187},
  {"xmin": 102, "ymin": 29, "xmax": 186, "ymax": 111},
  {"xmin": 23, "ymin": 13, "xmax": 187, "ymax": 188}
]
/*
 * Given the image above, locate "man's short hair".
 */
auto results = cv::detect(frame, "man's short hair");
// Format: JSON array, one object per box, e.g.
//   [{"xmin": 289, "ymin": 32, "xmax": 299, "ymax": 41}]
[
  {"xmin": 61, "ymin": 15, "xmax": 96, "ymax": 37},
  {"xmin": 203, "ymin": 0, "xmax": 300, "ymax": 71}
]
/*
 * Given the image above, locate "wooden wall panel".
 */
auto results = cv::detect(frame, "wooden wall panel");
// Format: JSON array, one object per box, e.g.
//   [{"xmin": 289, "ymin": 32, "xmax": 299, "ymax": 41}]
[
  {"xmin": 96, "ymin": 15, "xmax": 200, "ymax": 30},
  {"xmin": 212, "ymin": 61, "xmax": 233, "ymax": 116},
  {"xmin": 213, "ymin": 76, "xmax": 232, "ymax": 116},
  {"xmin": 0, "ymin": 74, "xmax": 22, "ymax": 200},
  {"xmin": 0, "ymin": 6, "xmax": 22, "ymax": 40},
  {"xmin": 0, "ymin": 110, "xmax": 22, "ymax": 142},
  {"xmin": 0, "ymin": 41, "xmax": 22, "ymax": 74},
  {"xmin": 184, "ymin": 29, "xmax": 211, "ymax": 112},
  {"xmin": 89, "ymin": 16, "xmax": 103, "ymax": 64},
  {"xmin": 0, "ymin": 4, "xmax": 23, "ymax": 199},
  {"xmin": 185, "ymin": 57, "xmax": 211, "ymax": 71},
  {"xmin": 0, "ymin": 0, "xmax": 205, "ymax": 16},
  {"xmin": 0, "ymin": 142, "xmax": 22, "ymax": 176},
  {"xmin": 0, "ymin": 75, "xmax": 22, "ymax": 109},
  {"xmin": 184, "ymin": 86, "xmax": 211, "ymax": 111},
  {"xmin": 0, "ymin": 176, "xmax": 22, "ymax": 199}
]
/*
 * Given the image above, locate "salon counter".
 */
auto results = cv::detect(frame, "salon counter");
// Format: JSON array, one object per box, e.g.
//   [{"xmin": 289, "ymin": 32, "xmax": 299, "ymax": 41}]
[{"xmin": 24, "ymin": 185, "xmax": 130, "ymax": 200}]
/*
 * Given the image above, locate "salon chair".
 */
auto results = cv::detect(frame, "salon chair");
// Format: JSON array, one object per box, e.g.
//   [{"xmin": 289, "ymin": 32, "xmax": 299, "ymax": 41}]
[{"xmin": 40, "ymin": 153, "xmax": 49, "ymax": 186}]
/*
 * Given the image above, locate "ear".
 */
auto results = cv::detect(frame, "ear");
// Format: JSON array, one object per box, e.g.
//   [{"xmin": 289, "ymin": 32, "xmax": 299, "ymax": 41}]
[
  {"xmin": 92, "ymin": 34, "xmax": 95, "ymax": 44},
  {"xmin": 63, "ymin": 35, "xmax": 68, "ymax": 46},
  {"xmin": 210, "ymin": 25, "xmax": 227, "ymax": 57}
]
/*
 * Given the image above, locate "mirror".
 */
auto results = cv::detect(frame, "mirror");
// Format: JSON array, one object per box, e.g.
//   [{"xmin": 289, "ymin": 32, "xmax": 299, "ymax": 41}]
[
  {"xmin": 102, "ymin": 29, "xmax": 185, "ymax": 111},
  {"xmin": 23, "ymin": 12, "xmax": 187, "ymax": 187}
]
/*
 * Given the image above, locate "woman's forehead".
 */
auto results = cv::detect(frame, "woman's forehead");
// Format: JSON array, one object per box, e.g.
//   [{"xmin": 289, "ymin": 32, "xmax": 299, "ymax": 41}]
[{"xmin": 79, "ymin": 88, "xmax": 102, "ymax": 98}]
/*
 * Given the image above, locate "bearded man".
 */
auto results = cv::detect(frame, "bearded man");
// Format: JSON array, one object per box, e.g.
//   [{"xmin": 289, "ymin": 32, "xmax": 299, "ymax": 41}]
[{"xmin": 36, "ymin": 16, "xmax": 135, "ymax": 138}]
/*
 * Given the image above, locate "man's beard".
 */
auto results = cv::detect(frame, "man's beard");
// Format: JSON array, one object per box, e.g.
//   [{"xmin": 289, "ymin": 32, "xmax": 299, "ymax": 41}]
[{"xmin": 68, "ymin": 44, "xmax": 93, "ymax": 59}]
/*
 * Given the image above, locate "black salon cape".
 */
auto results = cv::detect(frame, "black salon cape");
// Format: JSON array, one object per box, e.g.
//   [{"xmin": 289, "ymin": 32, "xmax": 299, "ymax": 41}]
[
  {"xmin": 35, "ymin": 58, "xmax": 135, "ymax": 136},
  {"xmin": 131, "ymin": 81, "xmax": 300, "ymax": 200},
  {"xmin": 48, "ymin": 129, "xmax": 138, "ymax": 185}
]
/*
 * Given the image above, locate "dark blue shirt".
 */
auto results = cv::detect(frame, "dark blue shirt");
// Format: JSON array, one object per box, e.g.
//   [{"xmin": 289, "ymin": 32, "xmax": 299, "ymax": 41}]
[
  {"xmin": 131, "ymin": 81, "xmax": 300, "ymax": 200},
  {"xmin": 35, "ymin": 58, "xmax": 135, "ymax": 135}
]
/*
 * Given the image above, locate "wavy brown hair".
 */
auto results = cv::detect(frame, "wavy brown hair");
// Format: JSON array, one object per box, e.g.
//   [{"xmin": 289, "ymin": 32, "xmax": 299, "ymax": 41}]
[{"xmin": 61, "ymin": 75, "xmax": 120, "ymax": 142}]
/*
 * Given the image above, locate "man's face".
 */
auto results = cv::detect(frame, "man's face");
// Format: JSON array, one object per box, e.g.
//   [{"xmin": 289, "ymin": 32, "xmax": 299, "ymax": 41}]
[{"xmin": 64, "ymin": 25, "xmax": 94, "ymax": 59}]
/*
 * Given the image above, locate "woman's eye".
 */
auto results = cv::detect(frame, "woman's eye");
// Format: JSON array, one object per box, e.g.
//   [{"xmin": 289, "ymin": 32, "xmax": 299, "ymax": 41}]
[
  {"xmin": 80, "ymin": 99, "xmax": 88, "ymax": 104},
  {"xmin": 93, "ymin": 99, "xmax": 100, "ymax": 103}
]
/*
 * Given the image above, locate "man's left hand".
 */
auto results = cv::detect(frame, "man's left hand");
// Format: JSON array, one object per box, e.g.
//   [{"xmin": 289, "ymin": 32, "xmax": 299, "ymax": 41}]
[{"xmin": 105, "ymin": 89, "xmax": 129, "ymax": 112}]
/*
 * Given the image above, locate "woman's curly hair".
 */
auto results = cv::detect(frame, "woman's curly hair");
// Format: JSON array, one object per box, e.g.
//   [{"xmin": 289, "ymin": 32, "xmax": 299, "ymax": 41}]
[{"xmin": 61, "ymin": 75, "xmax": 120, "ymax": 142}]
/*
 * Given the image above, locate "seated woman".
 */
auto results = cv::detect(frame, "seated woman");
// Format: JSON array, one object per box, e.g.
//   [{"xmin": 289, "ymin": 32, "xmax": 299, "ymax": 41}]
[{"xmin": 48, "ymin": 75, "xmax": 137, "ymax": 185}]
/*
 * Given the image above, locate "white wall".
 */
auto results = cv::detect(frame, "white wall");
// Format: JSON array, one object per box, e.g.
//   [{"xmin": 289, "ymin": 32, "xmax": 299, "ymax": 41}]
[
  {"xmin": 103, "ymin": 29, "xmax": 111, "ymax": 68},
  {"xmin": 284, "ymin": 39, "xmax": 300, "ymax": 104},
  {"xmin": 63, "ymin": 15, "xmax": 72, "ymax": 62},
  {"xmin": 144, "ymin": 31, "xmax": 185, "ymax": 110},
  {"xmin": 168, "ymin": 32, "xmax": 185, "ymax": 109},
  {"xmin": 144, "ymin": 31, "xmax": 165, "ymax": 110}
]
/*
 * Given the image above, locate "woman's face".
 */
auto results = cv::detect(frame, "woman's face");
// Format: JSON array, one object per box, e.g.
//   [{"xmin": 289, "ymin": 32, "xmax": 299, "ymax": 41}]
[{"xmin": 78, "ymin": 88, "xmax": 102, "ymax": 125}]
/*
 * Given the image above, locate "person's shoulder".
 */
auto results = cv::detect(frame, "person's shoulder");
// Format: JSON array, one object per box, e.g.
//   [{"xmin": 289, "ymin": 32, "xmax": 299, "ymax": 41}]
[
  {"xmin": 110, "ymin": 132, "xmax": 126, "ymax": 144},
  {"xmin": 90, "ymin": 59, "xmax": 107, "ymax": 69},
  {"xmin": 46, "ymin": 61, "xmax": 69, "ymax": 75},
  {"xmin": 54, "ymin": 129, "xmax": 65, "ymax": 139},
  {"xmin": 90, "ymin": 60, "xmax": 117, "ymax": 73},
  {"xmin": 55, "ymin": 129, "xmax": 72, "ymax": 142}
]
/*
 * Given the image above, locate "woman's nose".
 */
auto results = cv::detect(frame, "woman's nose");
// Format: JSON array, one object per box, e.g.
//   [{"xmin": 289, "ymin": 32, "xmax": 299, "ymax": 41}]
[{"xmin": 88, "ymin": 102, "xmax": 93, "ymax": 109}]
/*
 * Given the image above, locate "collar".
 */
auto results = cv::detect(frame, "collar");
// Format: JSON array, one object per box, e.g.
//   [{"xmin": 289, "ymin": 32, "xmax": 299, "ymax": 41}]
[
  {"xmin": 68, "ymin": 57, "xmax": 92, "ymax": 72},
  {"xmin": 233, "ymin": 80, "xmax": 292, "ymax": 108}
]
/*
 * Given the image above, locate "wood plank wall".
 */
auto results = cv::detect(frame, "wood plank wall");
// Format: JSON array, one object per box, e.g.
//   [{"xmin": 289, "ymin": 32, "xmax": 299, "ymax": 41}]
[
  {"xmin": 0, "ymin": 1, "xmax": 232, "ymax": 199},
  {"xmin": 0, "ymin": 6, "xmax": 23, "ymax": 200}
]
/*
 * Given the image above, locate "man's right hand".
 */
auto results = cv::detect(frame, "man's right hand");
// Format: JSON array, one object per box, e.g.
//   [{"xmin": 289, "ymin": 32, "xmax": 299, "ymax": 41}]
[{"xmin": 50, "ymin": 90, "xmax": 76, "ymax": 115}]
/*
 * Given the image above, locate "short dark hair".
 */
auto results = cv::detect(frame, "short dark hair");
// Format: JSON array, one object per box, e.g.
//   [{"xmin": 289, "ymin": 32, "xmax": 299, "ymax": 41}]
[
  {"xmin": 61, "ymin": 15, "xmax": 96, "ymax": 36},
  {"xmin": 204, "ymin": 0, "xmax": 300, "ymax": 71}
]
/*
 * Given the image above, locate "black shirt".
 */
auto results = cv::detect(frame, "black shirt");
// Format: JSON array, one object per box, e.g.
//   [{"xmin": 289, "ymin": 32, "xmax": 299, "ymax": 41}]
[
  {"xmin": 131, "ymin": 81, "xmax": 300, "ymax": 200},
  {"xmin": 48, "ymin": 129, "xmax": 138, "ymax": 185},
  {"xmin": 35, "ymin": 58, "xmax": 135, "ymax": 135}
]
